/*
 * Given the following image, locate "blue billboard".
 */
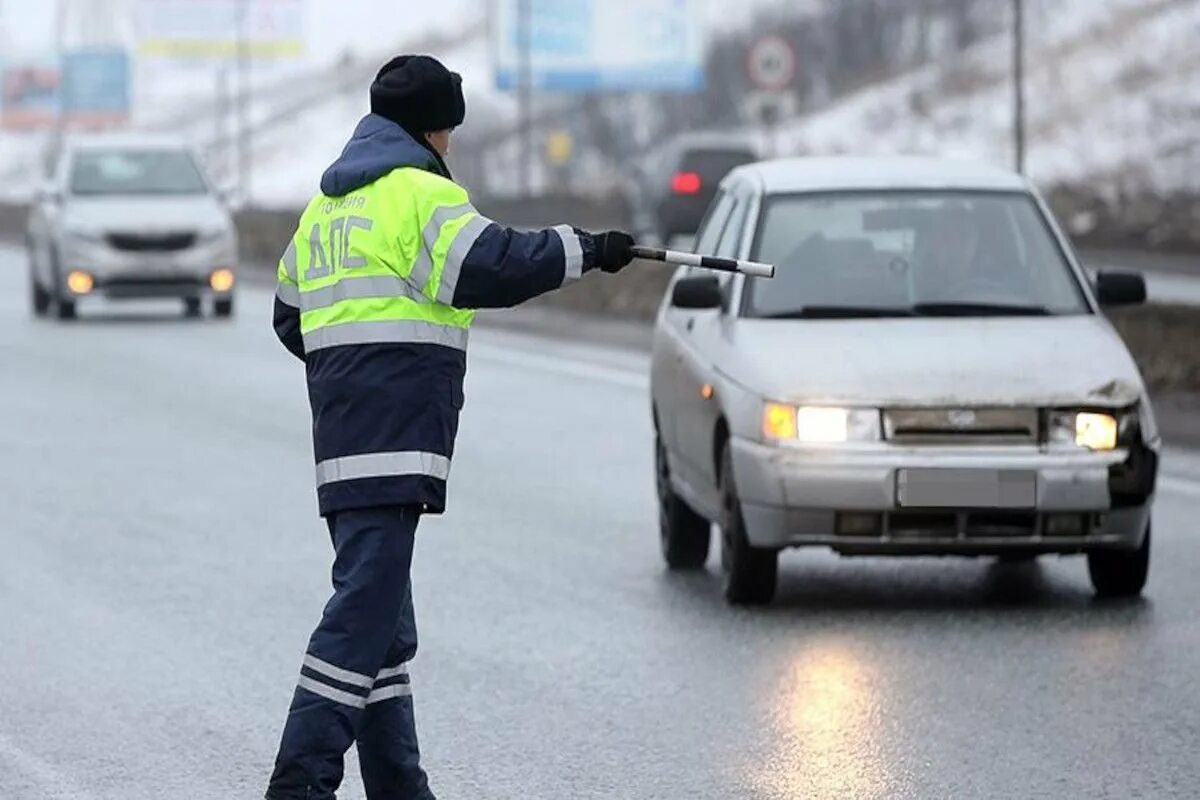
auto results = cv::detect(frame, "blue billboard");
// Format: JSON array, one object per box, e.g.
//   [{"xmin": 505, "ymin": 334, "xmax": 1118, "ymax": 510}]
[
  {"xmin": 61, "ymin": 48, "xmax": 131, "ymax": 124},
  {"xmin": 492, "ymin": 0, "xmax": 705, "ymax": 92}
]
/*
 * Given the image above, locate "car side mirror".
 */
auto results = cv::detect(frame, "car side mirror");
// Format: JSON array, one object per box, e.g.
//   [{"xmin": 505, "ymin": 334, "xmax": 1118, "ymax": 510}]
[
  {"xmin": 671, "ymin": 275, "xmax": 723, "ymax": 310},
  {"xmin": 1095, "ymin": 270, "xmax": 1146, "ymax": 307}
]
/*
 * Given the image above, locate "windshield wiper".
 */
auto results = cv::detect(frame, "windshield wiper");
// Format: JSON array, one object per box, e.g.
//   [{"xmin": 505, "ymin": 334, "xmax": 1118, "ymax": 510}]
[
  {"xmin": 761, "ymin": 306, "xmax": 916, "ymax": 319},
  {"xmin": 911, "ymin": 302, "xmax": 1052, "ymax": 317}
]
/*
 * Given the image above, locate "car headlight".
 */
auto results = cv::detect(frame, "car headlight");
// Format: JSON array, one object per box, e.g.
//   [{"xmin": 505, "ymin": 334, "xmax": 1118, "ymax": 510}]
[
  {"xmin": 1047, "ymin": 410, "xmax": 1126, "ymax": 451},
  {"xmin": 762, "ymin": 403, "xmax": 881, "ymax": 444}
]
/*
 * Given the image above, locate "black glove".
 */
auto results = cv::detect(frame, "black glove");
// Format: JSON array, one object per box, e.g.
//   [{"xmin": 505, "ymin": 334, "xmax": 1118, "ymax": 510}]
[{"xmin": 593, "ymin": 230, "xmax": 635, "ymax": 274}]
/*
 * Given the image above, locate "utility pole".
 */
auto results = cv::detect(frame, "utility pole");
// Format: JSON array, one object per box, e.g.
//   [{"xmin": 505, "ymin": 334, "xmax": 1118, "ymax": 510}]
[
  {"xmin": 1012, "ymin": 0, "xmax": 1025, "ymax": 173},
  {"xmin": 53, "ymin": 0, "xmax": 68, "ymax": 142},
  {"xmin": 237, "ymin": 0, "xmax": 252, "ymax": 203},
  {"xmin": 518, "ymin": 0, "xmax": 532, "ymax": 197}
]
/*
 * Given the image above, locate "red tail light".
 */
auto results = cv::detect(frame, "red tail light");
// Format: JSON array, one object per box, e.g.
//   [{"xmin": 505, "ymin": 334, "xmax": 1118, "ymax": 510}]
[{"xmin": 671, "ymin": 171, "xmax": 702, "ymax": 195}]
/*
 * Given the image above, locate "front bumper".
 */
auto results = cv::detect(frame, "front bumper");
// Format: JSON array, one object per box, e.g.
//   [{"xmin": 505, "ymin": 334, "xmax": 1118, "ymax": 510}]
[
  {"xmin": 58, "ymin": 237, "xmax": 236, "ymax": 300},
  {"xmin": 731, "ymin": 436, "xmax": 1156, "ymax": 554}
]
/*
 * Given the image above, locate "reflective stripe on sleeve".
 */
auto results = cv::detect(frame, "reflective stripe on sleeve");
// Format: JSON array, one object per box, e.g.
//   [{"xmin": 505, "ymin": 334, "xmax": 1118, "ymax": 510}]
[
  {"xmin": 367, "ymin": 684, "xmax": 413, "ymax": 704},
  {"xmin": 410, "ymin": 202, "xmax": 476, "ymax": 293},
  {"xmin": 297, "ymin": 675, "xmax": 367, "ymax": 709},
  {"xmin": 303, "ymin": 655, "xmax": 374, "ymax": 689},
  {"xmin": 301, "ymin": 320, "xmax": 469, "ymax": 352},
  {"xmin": 276, "ymin": 281, "xmax": 300, "ymax": 308},
  {"xmin": 300, "ymin": 275, "xmax": 427, "ymax": 312},
  {"xmin": 435, "ymin": 215, "xmax": 492, "ymax": 305},
  {"xmin": 281, "ymin": 240, "xmax": 298, "ymax": 282},
  {"xmin": 315, "ymin": 451, "xmax": 451, "ymax": 487},
  {"xmin": 554, "ymin": 225, "xmax": 584, "ymax": 285}
]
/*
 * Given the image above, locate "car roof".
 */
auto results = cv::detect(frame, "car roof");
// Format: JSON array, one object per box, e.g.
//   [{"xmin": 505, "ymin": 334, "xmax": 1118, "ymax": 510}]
[
  {"xmin": 62, "ymin": 132, "xmax": 195, "ymax": 153},
  {"xmin": 727, "ymin": 156, "xmax": 1031, "ymax": 194}
]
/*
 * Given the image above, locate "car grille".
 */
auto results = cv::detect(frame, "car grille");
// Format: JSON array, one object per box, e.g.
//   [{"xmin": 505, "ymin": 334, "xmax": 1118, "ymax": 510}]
[
  {"xmin": 106, "ymin": 232, "xmax": 197, "ymax": 252},
  {"xmin": 838, "ymin": 511, "xmax": 1092, "ymax": 539},
  {"xmin": 884, "ymin": 407, "xmax": 1039, "ymax": 445}
]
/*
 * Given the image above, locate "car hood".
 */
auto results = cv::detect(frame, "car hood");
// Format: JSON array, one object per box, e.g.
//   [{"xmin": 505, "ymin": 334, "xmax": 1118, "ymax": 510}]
[
  {"xmin": 62, "ymin": 195, "xmax": 230, "ymax": 234},
  {"xmin": 721, "ymin": 315, "xmax": 1146, "ymax": 408}
]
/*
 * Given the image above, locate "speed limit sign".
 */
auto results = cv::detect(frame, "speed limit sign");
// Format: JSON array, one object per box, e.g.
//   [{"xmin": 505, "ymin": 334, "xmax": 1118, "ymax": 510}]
[{"xmin": 747, "ymin": 34, "xmax": 797, "ymax": 91}]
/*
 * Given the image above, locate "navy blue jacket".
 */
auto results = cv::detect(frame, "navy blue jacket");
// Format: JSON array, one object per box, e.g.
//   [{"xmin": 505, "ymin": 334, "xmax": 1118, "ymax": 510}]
[{"xmin": 274, "ymin": 116, "xmax": 598, "ymax": 515}]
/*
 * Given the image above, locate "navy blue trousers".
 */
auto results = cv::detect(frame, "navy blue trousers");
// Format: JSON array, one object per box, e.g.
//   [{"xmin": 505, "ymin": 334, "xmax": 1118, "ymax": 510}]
[{"xmin": 266, "ymin": 506, "xmax": 434, "ymax": 800}]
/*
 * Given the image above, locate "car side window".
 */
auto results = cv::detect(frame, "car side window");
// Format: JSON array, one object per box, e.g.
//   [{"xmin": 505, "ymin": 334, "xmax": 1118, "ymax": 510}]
[
  {"xmin": 715, "ymin": 194, "xmax": 750, "ymax": 259},
  {"xmin": 692, "ymin": 190, "xmax": 734, "ymax": 257}
]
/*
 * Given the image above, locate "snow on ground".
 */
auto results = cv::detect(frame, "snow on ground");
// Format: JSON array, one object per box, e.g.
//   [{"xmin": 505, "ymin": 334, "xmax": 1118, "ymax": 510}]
[{"xmin": 769, "ymin": 0, "xmax": 1200, "ymax": 194}]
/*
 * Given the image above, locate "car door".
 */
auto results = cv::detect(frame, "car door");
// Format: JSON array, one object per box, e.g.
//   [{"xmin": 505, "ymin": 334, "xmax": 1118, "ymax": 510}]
[
  {"xmin": 672, "ymin": 187, "xmax": 753, "ymax": 507},
  {"xmin": 654, "ymin": 188, "xmax": 734, "ymax": 463}
]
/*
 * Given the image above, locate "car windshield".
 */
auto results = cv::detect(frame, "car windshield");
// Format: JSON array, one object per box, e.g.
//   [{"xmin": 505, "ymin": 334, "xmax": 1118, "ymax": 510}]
[
  {"xmin": 70, "ymin": 149, "xmax": 208, "ymax": 196},
  {"xmin": 744, "ymin": 191, "xmax": 1089, "ymax": 318}
]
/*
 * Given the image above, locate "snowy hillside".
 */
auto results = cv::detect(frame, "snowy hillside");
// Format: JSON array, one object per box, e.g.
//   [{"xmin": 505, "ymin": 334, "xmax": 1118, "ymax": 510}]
[{"xmin": 768, "ymin": 0, "xmax": 1200, "ymax": 195}]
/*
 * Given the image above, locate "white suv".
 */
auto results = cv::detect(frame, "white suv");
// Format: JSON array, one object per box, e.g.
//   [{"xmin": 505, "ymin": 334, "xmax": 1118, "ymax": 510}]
[{"xmin": 27, "ymin": 134, "xmax": 238, "ymax": 320}]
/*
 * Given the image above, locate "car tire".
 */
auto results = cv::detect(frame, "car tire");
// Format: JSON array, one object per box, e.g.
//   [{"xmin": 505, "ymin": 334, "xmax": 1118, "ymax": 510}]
[
  {"xmin": 31, "ymin": 277, "xmax": 51, "ymax": 317},
  {"xmin": 655, "ymin": 432, "xmax": 709, "ymax": 570},
  {"xmin": 719, "ymin": 442, "xmax": 777, "ymax": 606},
  {"xmin": 184, "ymin": 297, "xmax": 203, "ymax": 318},
  {"xmin": 56, "ymin": 297, "xmax": 77, "ymax": 320},
  {"xmin": 214, "ymin": 297, "xmax": 234, "ymax": 318},
  {"xmin": 1088, "ymin": 522, "xmax": 1150, "ymax": 598}
]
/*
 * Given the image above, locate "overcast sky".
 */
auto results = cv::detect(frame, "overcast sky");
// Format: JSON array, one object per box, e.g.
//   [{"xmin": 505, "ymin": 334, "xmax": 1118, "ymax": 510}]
[{"xmin": 0, "ymin": 0, "xmax": 792, "ymax": 62}]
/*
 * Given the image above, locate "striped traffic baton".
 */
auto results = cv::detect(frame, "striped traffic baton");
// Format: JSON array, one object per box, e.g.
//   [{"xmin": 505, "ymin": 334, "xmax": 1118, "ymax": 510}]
[{"xmin": 630, "ymin": 246, "xmax": 776, "ymax": 279}]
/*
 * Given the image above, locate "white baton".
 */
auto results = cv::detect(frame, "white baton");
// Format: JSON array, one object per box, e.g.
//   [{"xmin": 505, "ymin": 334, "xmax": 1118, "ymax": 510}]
[{"xmin": 630, "ymin": 246, "xmax": 776, "ymax": 279}]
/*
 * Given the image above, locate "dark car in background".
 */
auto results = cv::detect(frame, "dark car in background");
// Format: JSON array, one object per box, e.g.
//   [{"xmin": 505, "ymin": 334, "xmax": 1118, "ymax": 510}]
[{"xmin": 630, "ymin": 132, "xmax": 758, "ymax": 248}]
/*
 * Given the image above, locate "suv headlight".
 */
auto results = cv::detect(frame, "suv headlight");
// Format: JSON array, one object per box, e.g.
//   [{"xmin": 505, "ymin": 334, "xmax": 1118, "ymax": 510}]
[
  {"xmin": 1047, "ymin": 409, "xmax": 1135, "ymax": 451},
  {"xmin": 196, "ymin": 227, "xmax": 232, "ymax": 244},
  {"xmin": 763, "ymin": 403, "xmax": 881, "ymax": 444}
]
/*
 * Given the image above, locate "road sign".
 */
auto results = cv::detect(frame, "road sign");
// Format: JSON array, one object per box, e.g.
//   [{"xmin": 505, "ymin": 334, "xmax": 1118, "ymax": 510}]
[
  {"xmin": 747, "ymin": 34, "xmax": 796, "ymax": 91},
  {"xmin": 61, "ymin": 48, "xmax": 131, "ymax": 127},
  {"xmin": 0, "ymin": 58, "xmax": 60, "ymax": 130},
  {"xmin": 492, "ymin": 0, "xmax": 705, "ymax": 93},
  {"xmin": 135, "ymin": 0, "xmax": 305, "ymax": 59}
]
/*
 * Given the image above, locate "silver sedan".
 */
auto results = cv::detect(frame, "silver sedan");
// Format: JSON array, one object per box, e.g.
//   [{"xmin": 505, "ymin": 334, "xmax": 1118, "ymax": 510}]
[{"xmin": 650, "ymin": 156, "xmax": 1159, "ymax": 605}]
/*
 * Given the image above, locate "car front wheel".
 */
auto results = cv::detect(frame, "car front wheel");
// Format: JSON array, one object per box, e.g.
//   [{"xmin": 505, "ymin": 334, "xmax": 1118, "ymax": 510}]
[
  {"xmin": 655, "ymin": 432, "xmax": 709, "ymax": 569},
  {"xmin": 1088, "ymin": 522, "xmax": 1150, "ymax": 598},
  {"xmin": 719, "ymin": 441, "xmax": 777, "ymax": 605}
]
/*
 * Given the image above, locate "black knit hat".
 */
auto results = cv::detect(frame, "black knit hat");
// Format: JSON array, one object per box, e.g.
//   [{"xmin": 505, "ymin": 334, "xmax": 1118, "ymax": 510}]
[{"xmin": 370, "ymin": 55, "xmax": 465, "ymax": 136}]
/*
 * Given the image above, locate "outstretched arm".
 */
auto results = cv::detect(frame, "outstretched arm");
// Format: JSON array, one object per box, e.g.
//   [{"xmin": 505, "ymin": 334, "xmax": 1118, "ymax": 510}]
[{"xmin": 410, "ymin": 175, "xmax": 633, "ymax": 309}]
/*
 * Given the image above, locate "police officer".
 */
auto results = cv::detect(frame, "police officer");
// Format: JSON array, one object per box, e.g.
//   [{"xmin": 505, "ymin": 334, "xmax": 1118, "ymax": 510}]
[{"xmin": 265, "ymin": 55, "xmax": 634, "ymax": 799}]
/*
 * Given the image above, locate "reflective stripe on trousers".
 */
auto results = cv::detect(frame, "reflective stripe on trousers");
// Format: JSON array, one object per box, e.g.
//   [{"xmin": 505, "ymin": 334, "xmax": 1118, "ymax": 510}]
[
  {"xmin": 315, "ymin": 451, "xmax": 451, "ymax": 488},
  {"xmin": 297, "ymin": 656, "xmax": 413, "ymax": 710}
]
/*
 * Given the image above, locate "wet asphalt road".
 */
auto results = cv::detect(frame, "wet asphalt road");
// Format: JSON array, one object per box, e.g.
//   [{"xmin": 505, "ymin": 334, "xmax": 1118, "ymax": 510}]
[{"xmin": 2, "ymin": 247, "xmax": 1200, "ymax": 800}]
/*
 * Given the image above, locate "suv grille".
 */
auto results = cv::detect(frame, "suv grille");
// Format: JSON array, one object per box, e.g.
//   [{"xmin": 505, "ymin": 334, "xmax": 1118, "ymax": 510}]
[{"xmin": 107, "ymin": 232, "xmax": 196, "ymax": 252}]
